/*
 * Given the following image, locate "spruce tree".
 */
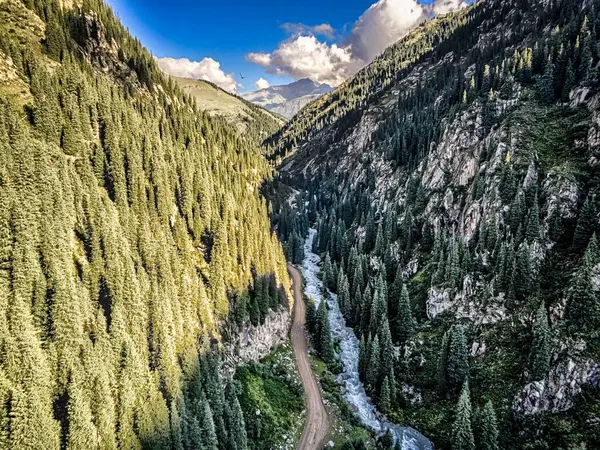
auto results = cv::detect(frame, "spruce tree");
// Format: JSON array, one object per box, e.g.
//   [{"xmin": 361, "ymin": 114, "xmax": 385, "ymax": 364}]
[
  {"xmin": 566, "ymin": 255, "xmax": 599, "ymax": 331},
  {"xmin": 395, "ymin": 284, "xmax": 415, "ymax": 343},
  {"xmin": 447, "ymin": 325, "xmax": 470, "ymax": 389},
  {"xmin": 358, "ymin": 334, "xmax": 368, "ymax": 380},
  {"xmin": 531, "ymin": 301, "xmax": 551, "ymax": 381},
  {"xmin": 515, "ymin": 244, "xmax": 534, "ymax": 300},
  {"xmin": 562, "ymin": 58, "xmax": 575, "ymax": 101},
  {"xmin": 379, "ymin": 319, "xmax": 395, "ymax": 391},
  {"xmin": 539, "ymin": 58, "xmax": 555, "ymax": 104},
  {"xmin": 379, "ymin": 376, "xmax": 391, "ymax": 414},
  {"xmin": 225, "ymin": 383, "xmax": 248, "ymax": 450},
  {"xmin": 573, "ymin": 194, "xmax": 597, "ymax": 252},
  {"xmin": 316, "ymin": 301, "xmax": 335, "ymax": 363},
  {"xmin": 200, "ymin": 402, "xmax": 219, "ymax": 450},
  {"xmin": 367, "ymin": 335, "xmax": 381, "ymax": 392},
  {"xmin": 306, "ymin": 296, "xmax": 317, "ymax": 333},
  {"xmin": 476, "ymin": 401, "xmax": 499, "ymax": 450},
  {"xmin": 452, "ymin": 382, "xmax": 475, "ymax": 450}
]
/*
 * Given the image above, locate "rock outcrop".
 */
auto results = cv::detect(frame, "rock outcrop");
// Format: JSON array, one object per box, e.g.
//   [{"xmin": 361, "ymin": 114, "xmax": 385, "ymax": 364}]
[
  {"xmin": 221, "ymin": 307, "xmax": 291, "ymax": 377},
  {"xmin": 515, "ymin": 357, "xmax": 600, "ymax": 415}
]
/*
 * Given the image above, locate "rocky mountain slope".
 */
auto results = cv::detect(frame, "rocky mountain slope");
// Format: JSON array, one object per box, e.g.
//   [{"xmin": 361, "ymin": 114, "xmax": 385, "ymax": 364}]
[
  {"xmin": 172, "ymin": 76, "xmax": 284, "ymax": 144},
  {"xmin": 0, "ymin": 0, "xmax": 290, "ymax": 449},
  {"xmin": 243, "ymin": 78, "xmax": 332, "ymax": 119},
  {"xmin": 272, "ymin": 0, "xmax": 600, "ymax": 448}
]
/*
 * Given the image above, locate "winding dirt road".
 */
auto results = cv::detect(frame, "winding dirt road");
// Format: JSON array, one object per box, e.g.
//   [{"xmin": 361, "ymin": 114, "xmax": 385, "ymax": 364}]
[{"xmin": 288, "ymin": 264, "xmax": 330, "ymax": 450}]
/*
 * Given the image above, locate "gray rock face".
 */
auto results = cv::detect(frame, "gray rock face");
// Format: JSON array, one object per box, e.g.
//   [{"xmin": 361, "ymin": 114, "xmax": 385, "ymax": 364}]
[
  {"xmin": 221, "ymin": 307, "xmax": 291, "ymax": 377},
  {"xmin": 426, "ymin": 282, "xmax": 506, "ymax": 325},
  {"xmin": 401, "ymin": 383, "xmax": 423, "ymax": 406},
  {"xmin": 515, "ymin": 357, "xmax": 600, "ymax": 415},
  {"xmin": 270, "ymin": 94, "xmax": 323, "ymax": 119}
]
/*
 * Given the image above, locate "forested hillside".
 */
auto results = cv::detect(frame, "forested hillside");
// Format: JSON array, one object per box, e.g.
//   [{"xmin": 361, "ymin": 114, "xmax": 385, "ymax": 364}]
[
  {"xmin": 0, "ymin": 0, "xmax": 290, "ymax": 449},
  {"xmin": 273, "ymin": 0, "xmax": 600, "ymax": 448},
  {"xmin": 172, "ymin": 76, "xmax": 284, "ymax": 145}
]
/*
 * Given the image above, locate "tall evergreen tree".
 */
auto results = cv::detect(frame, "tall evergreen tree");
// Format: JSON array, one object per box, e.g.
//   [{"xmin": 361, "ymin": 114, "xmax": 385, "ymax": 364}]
[
  {"xmin": 452, "ymin": 382, "xmax": 475, "ymax": 450},
  {"xmin": 566, "ymin": 255, "xmax": 599, "ymax": 331},
  {"xmin": 394, "ymin": 283, "xmax": 415, "ymax": 343},
  {"xmin": 531, "ymin": 301, "xmax": 552, "ymax": 381},
  {"xmin": 573, "ymin": 194, "xmax": 598, "ymax": 252},
  {"xmin": 447, "ymin": 326, "xmax": 470, "ymax": 389},
  {"xmin": 316, "ymin": 301, "xmax": 335, "ymax": 363},
  {"xmin": 475, "ymin": 401, "xmax": 499, "ymax": 450}
]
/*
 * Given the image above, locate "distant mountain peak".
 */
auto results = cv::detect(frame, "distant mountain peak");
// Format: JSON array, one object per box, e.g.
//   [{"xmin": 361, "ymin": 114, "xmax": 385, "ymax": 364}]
[{"xmin": 242, "ymin": 78, "xmax": 332, "ymax": 119}]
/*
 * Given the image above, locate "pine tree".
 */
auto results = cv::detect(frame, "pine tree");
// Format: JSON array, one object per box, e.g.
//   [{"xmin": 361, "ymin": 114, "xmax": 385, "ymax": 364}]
[
  {"xmin": 358, "ymin": 334, "xmax": 368, "ymax": 380},
  {"xmin": 515, "ymin": 244, "xmax": 534, "ymax": 300},
  {"xmin": 500, "ymin": 163, "xmax": 516, "ymax": 204},
  {"xmin": 225, "ymin": 383, "xmax": 248, "ymax": 450},
  {"xmin": 447, "ymin": 326, "xmax": 469, "ymax": 389},
  {"xmin": 306, "ymin": 296, "xmax": 317, "ymax": 333},
  {"xmin": 316, "ymin": 301, "xmax": 335, "ymax": 363},
  {"xmin": 573, "ymin": 194, "xmax": 597, "ymax": 252},
  {"xmin": 323, "ymin": 253, "xmax": 334, "ymax": 292},
  {"xmin": 452, "ymin": 382, "xmax": 475, "ymax": 450},
  {"xmin": 369, "ymin": 275, "xmax": 388, "ymax": 336},
  {"xmin": 476, "ymin": 401, "xmax": 499, "ymax": 450},
  {"xmin": 585, "ymin": 233, "xmax": 599, "ymax": 266},
  {"xmin": 566, "ymin": 255, "xmax": 599, "ymax": 331},
  {"xmin": 379, "ymin": 319, "xmax": 395, "ymax": 390},
  {"xmin": 394, "ymin": 283, "xmax": 415, "ymax": 343},
  {"xmin": 249, "ymin": 295, "xmax": 261, "ymax": 326},
  {"xmin": 539, "ymin": 58, "xmax": 555, "ymax": 104},
  {"xmin": 379, "ymin": 376, "xmax": 391, "ymax": 414},
  {"xmin": 562, "ymin": 58, "xmax": 575, "ymax": 101},
  {"xmin": 366, "ymin": 335, "xmax": 380, "ymax": 392},
  {"xmin": 199, "ymin": 402, "xmax": 219, "ymax": 450},
  {"xmin": 531, "ymin": 301, "xmax": 552, "ymax": 381}
]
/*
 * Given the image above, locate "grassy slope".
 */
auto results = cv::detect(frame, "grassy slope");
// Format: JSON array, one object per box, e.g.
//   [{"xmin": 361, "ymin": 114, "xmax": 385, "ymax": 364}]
[{"xmin": 173, "ymin": 76, "xmax": 285, "ymax": 141}]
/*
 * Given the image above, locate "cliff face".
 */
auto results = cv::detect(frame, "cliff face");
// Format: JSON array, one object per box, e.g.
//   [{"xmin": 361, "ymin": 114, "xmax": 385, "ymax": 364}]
[
  {"xmin": 222, "ymin": 308, "xmax": 291, "ymax": 377},
  {"xmin": 274, "ymin": 0, "xmax": 600, "ymax": 447}
]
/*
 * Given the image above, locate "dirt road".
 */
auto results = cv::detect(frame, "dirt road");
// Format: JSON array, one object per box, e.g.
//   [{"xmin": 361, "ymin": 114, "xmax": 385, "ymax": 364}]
[{"xmin": 288, "ymin": 264, "xmax": 330, "ymax": 450}]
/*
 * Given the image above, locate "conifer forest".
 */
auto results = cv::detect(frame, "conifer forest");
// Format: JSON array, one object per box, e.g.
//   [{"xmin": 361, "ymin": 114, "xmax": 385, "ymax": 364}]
[{"xmin": 2, "ymin": 0, "xmax": 600, "ymax": 449}]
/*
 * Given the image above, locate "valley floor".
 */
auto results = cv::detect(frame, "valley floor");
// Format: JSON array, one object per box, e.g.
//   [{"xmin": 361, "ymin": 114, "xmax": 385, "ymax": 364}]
[{"xmin": 288, "ymin": 264, "xmax": 331, "ymax": 449}]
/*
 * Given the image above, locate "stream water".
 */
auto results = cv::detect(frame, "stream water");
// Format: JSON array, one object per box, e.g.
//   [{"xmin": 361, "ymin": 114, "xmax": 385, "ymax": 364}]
[{"xmin": 300, "ymin": 228, "xmax": 433, "ymax": 450}]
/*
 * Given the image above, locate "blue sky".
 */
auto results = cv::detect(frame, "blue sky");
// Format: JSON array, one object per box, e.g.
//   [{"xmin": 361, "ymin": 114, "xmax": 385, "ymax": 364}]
[{"xmin": 105, "ymin": 0, "xmax": 462, "ymax": 93}]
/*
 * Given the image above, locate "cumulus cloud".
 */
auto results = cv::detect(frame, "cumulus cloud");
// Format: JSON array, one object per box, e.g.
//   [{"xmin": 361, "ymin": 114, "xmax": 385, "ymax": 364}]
[
  {"xmin": 246, "ymin": 0, "xmax": 471, "ymax": 86},
  {"xmin": 349, "ymin": 0, "xmax": 427, "ymax": 63},
  {"xmin": 156, "ymin": 56, "xmax": 239, "ymax": 92},
  {"xmin": 433, "ymin": 0, "xmax": 469, "ymax": 15},
  {"xmin": 247, "ymin": 35, "xmax": 355, "ymax": 86},
  {"xmin": 281, "ymin": 23, "xmax": 335, "ymax": 39},
  {"xmin": 254, "ymin": 77, "xmax": 271, "ymax": 90}
]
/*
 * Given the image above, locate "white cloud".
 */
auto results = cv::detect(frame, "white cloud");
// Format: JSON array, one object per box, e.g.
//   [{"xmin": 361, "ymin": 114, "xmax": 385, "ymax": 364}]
[
  {"xmin": 156, "ymin": 56, "xmax": 240, "ymax": 92},
  {"xmin": 247, "ymin": 35, "xmax": 355, "ymax": 86},
  {"xmin": 349, "ymin": 0, "xmax": 427, "ymax": 63},
  {"xmin": 433, "ymin": 0, "xmax": 469, "ymax": 15},
  {"xmin": 246, "ymin": 53, "xmax": 272, "ymax": 67},
  {"xmin": 281, "ymin": 23, "xmax": 335, "ymax": 39},
  {"xmin": 246, "ymin": 0, "xmax": 471, "ymax": 86},
  {"xmin": 254, "ymin": 77, "xmax": 271, "ymax": 90}
]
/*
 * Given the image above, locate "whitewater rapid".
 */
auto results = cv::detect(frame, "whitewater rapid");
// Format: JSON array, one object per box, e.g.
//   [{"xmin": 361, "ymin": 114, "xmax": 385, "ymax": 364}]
[{"xmin": 300, "ymin": 229, "xmax": 432, "ymax": 450}]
